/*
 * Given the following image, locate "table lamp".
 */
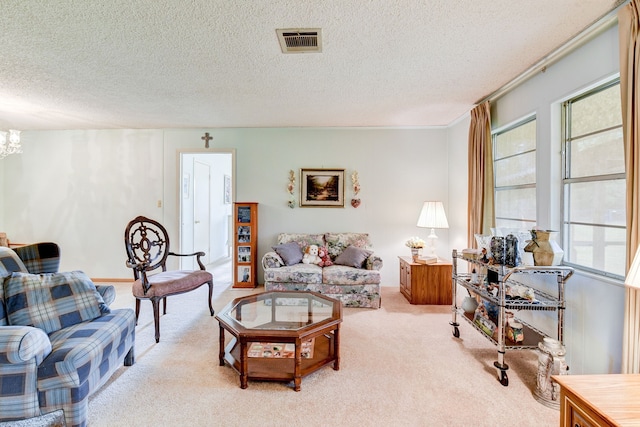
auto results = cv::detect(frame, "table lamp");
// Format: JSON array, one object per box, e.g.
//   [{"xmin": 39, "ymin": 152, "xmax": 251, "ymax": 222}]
[{"xmin": 417, "ymin": 201, "xmax": 449, "ymax": 258}]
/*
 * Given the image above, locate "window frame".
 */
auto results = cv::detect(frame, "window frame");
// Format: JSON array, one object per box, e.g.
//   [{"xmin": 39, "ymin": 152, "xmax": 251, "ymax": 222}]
[
  {"xmin": 561, "ymin": 78, "xmax": 625, "ymax": 280},
  {"xmin": 492, "ymin": 115, "xmax": 538, "ymax": 231}
]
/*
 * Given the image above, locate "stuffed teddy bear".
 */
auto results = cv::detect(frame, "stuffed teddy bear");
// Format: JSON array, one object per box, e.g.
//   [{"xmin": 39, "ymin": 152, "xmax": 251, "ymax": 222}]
[
  {"xmin": 302, "ymin": 244, "xmax": 321, "ymax": 265},
  {"xmin": 317, "ymin": 246, "xmax": 333, "ymax": 267}
]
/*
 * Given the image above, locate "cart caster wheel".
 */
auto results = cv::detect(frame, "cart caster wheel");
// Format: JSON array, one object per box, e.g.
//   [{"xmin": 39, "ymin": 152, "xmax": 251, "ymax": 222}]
[
  {"xmin": 499, "ymin": 371, "xmax": 509, "ymax": 387},
  {"xmin": 452, "ymin": 326, "xmax": 460, "ymax": 338}
]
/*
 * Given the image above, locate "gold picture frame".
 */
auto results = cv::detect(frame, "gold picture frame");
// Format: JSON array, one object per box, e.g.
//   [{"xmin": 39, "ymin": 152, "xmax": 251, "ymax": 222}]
[{"xmin": 300, "ymin": 168, "xmax": 345, "ymax": 208}]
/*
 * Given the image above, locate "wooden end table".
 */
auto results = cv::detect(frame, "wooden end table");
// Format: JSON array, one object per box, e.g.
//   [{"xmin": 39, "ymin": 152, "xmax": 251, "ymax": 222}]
[{"xmin": 399, "ymin": 256, "xmax": 452, "ymax": 304}]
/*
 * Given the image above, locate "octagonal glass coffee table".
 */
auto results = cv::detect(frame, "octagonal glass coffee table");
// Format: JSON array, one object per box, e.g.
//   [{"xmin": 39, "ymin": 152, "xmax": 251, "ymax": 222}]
[{"xmin": 215, "ymin": 291, "xmax": 342, "ymax": 391}]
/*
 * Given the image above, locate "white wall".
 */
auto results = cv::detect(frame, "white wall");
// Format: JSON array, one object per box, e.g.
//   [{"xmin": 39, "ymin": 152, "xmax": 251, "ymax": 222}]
[{"xmin": 1, "ymin": 127, "xmax": 450, "ymax": 287}]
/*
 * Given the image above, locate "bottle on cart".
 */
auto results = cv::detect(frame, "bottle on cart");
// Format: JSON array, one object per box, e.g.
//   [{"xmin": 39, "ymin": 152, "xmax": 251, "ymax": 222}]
[{"xmin": 471, "ymin": 268, "xmax": 478, "ymax": 284}]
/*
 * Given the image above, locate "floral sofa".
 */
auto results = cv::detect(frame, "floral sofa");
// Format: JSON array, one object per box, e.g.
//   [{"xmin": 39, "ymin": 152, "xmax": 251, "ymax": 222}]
[
  {"xmin": 0, "ymin": 243, "xmax": 136, "ymax": 427},
  {"xmin": 262, "ymin": 233, "xmax": 383, "ymax": 308}
]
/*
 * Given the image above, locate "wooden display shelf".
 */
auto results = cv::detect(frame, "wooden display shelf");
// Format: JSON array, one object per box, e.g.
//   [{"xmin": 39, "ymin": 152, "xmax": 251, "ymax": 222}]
[{"xmin": 233, "ymin": 202, "xmax": 258, "ymax": 288}]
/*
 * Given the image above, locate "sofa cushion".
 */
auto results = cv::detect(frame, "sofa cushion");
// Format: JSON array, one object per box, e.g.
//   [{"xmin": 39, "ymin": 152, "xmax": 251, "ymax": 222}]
[
  {"xmin": 0, "ymin": 284, "xmax": 6, "ymax": 327},
  {"xmin": 277, "ymin": 233, "xmax": 325, "ymax": 250},
  {"xmin": 324, "ymin": 233, "xmax": 372, "ymax": 260},
  {"xmin": 322, "ymin": 265, "xmax": 381, "ymax": 285},
  {"xmin": 263, "ymin": 263, "xmax": 322, "ymax": 285},
  {"xmin": 272, "ymin": 242, "xmax": 304, "ymax": 266},
  {"xmin": 333, "ymin": 245, "xmax": 373, "ymax": 268},
  {"xmin": 37, "ymin": 308, "xmax": 135, "ymax": 391},
  {"xmin": 4, "ymin": 271, "xmax": 110, "ymax": 334},
  {"xmin": 13, "ymin": 243, "xmax": 60, "ymax": 274},
  {"xmin": 0, "ymin": 247, "xmax": 28, "ymax": 277}
]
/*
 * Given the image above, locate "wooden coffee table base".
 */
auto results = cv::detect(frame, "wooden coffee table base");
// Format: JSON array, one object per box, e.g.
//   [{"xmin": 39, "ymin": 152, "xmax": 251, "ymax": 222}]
[{"xmin": 218, "ymin": 325, "xmax": 340, "ymax": 391}]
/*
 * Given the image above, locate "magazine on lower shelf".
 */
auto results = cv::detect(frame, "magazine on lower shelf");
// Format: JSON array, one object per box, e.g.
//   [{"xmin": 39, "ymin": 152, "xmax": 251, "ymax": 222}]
[{"xmin": 248, "ymin": 339, "xmax": 314, "ymax": 358}]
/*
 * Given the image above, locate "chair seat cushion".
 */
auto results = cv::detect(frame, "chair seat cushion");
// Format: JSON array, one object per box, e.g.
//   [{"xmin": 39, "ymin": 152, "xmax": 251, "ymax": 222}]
[{"xmin": 132, "ymin": 270, "xmax": 212, "ymax": 298}]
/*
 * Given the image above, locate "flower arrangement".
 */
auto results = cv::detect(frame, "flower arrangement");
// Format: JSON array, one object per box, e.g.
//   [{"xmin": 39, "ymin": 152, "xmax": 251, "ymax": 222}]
[{"xmin": 405, "ymin": 236, "xmax": 426, "ymax": 249}]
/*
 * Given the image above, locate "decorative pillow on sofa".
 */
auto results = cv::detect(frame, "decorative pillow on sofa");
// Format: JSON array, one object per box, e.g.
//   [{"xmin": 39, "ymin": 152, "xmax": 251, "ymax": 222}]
[
  {"xmin": 4, "ymin": 270, "xmax": 110, "ymax": 334},
  {"xmin": 333, "ymin": 245, "xmax": 373, "ymax": 268},
  {"xmin": 324, "ymin": 233, "xmax": 372, "ymax": 260},
  {"xmin": 272, "ymin": 242, "xmax": 304, "ymax": 266}
]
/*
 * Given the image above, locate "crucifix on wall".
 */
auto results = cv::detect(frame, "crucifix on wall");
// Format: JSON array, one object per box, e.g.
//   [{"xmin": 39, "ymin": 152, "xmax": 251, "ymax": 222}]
[{"xmin": 201, "ymin": 132, "xmax": 213, "ymax": 148}]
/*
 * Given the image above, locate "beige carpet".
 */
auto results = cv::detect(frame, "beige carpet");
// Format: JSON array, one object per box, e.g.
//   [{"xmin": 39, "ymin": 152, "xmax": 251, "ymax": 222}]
[{"xmin": 88, "ymin": 263, "xmax": 558, "ymax": 426}]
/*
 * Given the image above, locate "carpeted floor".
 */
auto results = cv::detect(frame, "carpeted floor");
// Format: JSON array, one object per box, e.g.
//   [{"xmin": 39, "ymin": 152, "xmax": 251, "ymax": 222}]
[{"xmin": 88, "ymin": 260, "xmax": 558, "ymax": 426}]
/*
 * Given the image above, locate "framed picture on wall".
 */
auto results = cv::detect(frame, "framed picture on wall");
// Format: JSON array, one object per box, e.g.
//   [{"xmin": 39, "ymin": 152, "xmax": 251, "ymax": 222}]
[
  {"xmin": 300, "ymin": 168, "xmax": 345, "ymax": 208},
  {"xmin": 183, "ymin": 174, "xmax": 190, "ymax": 199},
  {"xmin": 224, "ymin": 174, "xmax": 231, "ymax": 204}
]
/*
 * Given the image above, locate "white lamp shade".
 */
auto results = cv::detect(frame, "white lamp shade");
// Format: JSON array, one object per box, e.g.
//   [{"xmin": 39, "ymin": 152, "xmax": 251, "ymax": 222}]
[
  {"xmin": 626, "ymin": 246, "xmax": 640, "ymax": 289},
  {"xmin": 416, "ymin": 201, "xmax": 449, "ymax": 229}
]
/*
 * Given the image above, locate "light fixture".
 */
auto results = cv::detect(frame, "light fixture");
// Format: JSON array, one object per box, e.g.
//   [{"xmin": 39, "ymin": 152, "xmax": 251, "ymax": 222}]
[
  {"xmin": 0, "ymin": 130, "xmax": 22, "ymax": 159},
  {"xmin": 416, "ymin": 201, "xmax": 449, "ymax": 258},
  {"xmin": 625, "ymin": 246, "xmax": 640, "ymax": 290}
]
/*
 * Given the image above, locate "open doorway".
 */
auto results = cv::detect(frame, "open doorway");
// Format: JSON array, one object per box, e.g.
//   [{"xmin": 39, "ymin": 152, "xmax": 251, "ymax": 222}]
[{"xmin": 179, "ymin": 150, "xmax": 234, "ymax": 283}]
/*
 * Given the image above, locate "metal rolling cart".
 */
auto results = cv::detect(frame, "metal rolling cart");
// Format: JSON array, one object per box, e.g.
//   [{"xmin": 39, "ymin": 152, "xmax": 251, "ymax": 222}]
[{"xmin": 449, "ymin": 249, "xmax": 573, "ymax": 386}]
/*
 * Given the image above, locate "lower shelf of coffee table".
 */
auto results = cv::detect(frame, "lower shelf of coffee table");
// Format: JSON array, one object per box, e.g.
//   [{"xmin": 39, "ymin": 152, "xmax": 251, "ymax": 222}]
[{"xmin": 223, "ymin": 332, "xmax": 336, "ymax": 383}]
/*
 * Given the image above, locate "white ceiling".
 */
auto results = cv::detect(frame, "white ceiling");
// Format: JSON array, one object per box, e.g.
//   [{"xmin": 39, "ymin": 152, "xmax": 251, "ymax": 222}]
[{"xmin": 0, "ymin": 0, "xmax": 622, "ymax": 131}]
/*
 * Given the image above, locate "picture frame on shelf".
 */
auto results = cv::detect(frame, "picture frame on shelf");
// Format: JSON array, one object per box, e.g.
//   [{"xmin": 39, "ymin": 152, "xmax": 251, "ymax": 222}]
[
  {"xmin": 238, "ymin": 266, "xmax": 251, "ymax": 283},
  {"xmin": 237, "ymin": 206, "xmax": 251, "ymax": 223},
  {"xmin": 238, "ymin": 246, "xmax": 251, "ymax": 263},
  {"xmin": 238, "ymin": 226, "xmax": 251, "ymax": 243},
  {"xmin": 300, "ymin": 168, "xmax": 345, "ymax": 208}
]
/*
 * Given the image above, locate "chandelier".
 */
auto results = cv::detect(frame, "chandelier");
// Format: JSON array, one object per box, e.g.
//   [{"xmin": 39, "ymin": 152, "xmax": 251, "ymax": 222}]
[{"xmin": 0, "ymin": 130, "xmax": 22, "ymax": 159}]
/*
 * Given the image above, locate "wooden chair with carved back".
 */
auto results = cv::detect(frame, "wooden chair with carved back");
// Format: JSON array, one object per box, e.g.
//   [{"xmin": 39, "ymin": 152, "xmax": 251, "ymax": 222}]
[{"xmin": 124, "ymin": 215, "xmax": 214, "ymax": 343}]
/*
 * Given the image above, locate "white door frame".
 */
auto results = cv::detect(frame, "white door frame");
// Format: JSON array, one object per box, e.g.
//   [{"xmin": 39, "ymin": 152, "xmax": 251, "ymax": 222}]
[{"xmin": 177, "ymin": 148, "xmax": 235, "ymax": 269}]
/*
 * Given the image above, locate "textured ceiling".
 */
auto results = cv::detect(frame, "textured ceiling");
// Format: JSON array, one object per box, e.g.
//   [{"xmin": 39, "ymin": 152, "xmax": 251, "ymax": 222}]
[{"xmin": 0, "ymin": 0, "xmax": 621, "ymax": 130}]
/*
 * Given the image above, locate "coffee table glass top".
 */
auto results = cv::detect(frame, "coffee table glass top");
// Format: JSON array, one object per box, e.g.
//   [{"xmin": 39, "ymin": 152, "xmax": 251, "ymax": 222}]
[{"xmin": 220, "ymin": 291, "xmax": 337, "ymax": 331}]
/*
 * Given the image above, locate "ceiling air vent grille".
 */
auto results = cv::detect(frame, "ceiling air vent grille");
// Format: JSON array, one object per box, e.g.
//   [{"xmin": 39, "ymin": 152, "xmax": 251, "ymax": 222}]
[{"xmin": 276, "ymin": 29, "xmax": 322, "ymax": 53}]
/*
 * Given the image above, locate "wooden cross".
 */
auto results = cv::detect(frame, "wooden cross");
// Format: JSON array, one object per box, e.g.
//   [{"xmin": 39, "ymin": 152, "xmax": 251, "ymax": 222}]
[{"xmin": 201, "ymin": 132, "xmax": 213, "ymax": 148}]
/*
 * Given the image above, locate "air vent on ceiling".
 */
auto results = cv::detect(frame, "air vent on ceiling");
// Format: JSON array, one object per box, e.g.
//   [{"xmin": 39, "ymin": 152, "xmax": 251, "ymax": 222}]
[{"xmin": 276, "ymin": 28, "xmax": 322, "ymax": 53}]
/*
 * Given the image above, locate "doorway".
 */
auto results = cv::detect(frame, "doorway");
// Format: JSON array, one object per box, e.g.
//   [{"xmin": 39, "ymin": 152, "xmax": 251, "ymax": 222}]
[{"xmin": 179, "ymin": 151, "xmax": 234, "ymax": 278}]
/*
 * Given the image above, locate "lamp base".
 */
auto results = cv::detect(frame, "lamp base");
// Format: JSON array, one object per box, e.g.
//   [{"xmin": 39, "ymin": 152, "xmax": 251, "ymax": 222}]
[{"xmin": 426, "ymin": 228, "xmax": 438, "ymax": 259}]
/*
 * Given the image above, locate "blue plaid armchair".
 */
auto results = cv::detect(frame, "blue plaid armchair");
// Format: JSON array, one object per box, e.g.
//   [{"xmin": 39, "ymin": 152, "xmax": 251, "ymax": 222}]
[{"xmin": 0, "ymin": 243, "xmax": 135, "ymax": 427}]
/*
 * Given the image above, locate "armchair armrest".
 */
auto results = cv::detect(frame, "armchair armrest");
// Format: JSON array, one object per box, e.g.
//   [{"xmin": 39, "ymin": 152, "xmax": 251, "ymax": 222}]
[
  {"xmin": 0, "ymin": 326, "xmax": 51, "ymax": 365},
  {"xmin": 262, "ymin": 251, "xmax": 284, "ymax": 269},
  {"xmin": 365, "ymin": 254, "xmax": 383, "ymax": 271},
  {"xmin": 168, "ymin": 251, "xmax": 207, "ymax": 270},
  {"xmin": 0, "ymin": 326, "xmax": 51, "ymax": 421}
]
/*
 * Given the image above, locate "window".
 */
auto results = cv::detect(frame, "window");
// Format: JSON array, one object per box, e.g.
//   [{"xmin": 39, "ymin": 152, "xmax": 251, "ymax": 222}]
[
  {"xmin": 493, "ymin": 117, "xmax": 537, "ymax": 230},
  {"xmin": 562, "ymin": 80, "xmax": 624, "ymax": 279}
]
